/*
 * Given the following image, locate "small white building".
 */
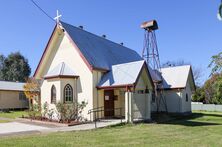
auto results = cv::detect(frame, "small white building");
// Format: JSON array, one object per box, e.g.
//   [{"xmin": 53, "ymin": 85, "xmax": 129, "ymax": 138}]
[
  {"xmin": 34, "ymin": 21, "xmax": 154, "ymax": 122},
  {"xmin": 0, "ymin": 81, "xmax": 29, "ymax": 110},
  {"xmin": 150, "ymin": 65, "xmax": 196, "ymax": 113}
]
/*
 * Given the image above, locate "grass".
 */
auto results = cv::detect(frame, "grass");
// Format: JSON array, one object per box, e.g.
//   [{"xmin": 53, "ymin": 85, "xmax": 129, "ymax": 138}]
[
  {"xmin": 1, "ymin": 111, "xmax": 222, "ymax": 146},
  {"xmin": 0, "ymin": 110, "xmax": 28, "ymax": 119},
  {"xmin": 0, "ymin": 120, "xmax": 10, "ymax": 123}
]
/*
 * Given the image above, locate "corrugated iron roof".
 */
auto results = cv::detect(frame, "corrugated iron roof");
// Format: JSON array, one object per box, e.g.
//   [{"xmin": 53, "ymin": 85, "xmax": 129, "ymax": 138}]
[
  {"xmin": 160, "ymin": 65, "xmax": 192, "ymax": 89},
  {"xmin": 148, "ymin": 66, "xmax": 162, "ymax": 82},
  {"xmin": 44, "ymin": 62, "xmax": 78, "ymax": 78},
  {"xmin": 97, "ymin": 60, "xmax": 145, "ymax": 88},
  {"xmin": 0, "ymin": 81, "xmax": 25, "ymax": 91},
  {"xmin": 60, "ymin": 21, "xmax": 143, "ymax": 70}
]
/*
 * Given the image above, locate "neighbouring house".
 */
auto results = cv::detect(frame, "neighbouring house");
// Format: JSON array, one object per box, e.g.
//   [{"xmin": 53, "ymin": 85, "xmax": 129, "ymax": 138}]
[
  {"xmin": 0, "ymin": 81, "xmax": 29, "ymax": 110},
  {"xmin": 150, "ymin": 65, "xmax": 196, "ymax": 113},
  {"xmin": 34, "ymin": 21, "xmax": 154, "ymax": 122}
]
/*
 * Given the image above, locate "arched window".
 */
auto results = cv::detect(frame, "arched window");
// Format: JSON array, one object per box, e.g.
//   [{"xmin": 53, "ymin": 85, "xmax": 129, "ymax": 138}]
[
  {"xmin": 51, "ymin": 85, "xmax": 56, "ymax": 104},
  {"xmin": 186, "ymin": 93, "xmax": 188, "ymax": 102},
  {"xmin": 64, "ymin": 84, "xmax": 73, "ymax": 103}
]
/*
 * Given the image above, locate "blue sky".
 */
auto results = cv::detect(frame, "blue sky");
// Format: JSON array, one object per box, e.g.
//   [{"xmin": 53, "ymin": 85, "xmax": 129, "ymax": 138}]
[{"xmin": 0, "ymin": 0, "xmax": 221, "ymax": 84}]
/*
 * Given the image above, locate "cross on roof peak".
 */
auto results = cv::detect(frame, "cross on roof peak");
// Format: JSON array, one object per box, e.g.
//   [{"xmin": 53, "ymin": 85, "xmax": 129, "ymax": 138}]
[{"xmin": 54, "ymin": 10, "xmax": 62, "ymax": 23}]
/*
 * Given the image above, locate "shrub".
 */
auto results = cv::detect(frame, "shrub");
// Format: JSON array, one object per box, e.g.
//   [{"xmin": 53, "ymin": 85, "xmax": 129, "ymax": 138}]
[
  {"xmin": 56, "ymin": 100, "xmax": 87, "ymax": 123},
  {"xmin": 47, "ymin": 108, "xmax": 55, "ymax": 121},
  {"xmin": 28, "ymin": 103, "xmax": 41, "ymax": 119},
  {"xmin": 42, "ymin": 101, "xmax": 49, "ymax": 118}
]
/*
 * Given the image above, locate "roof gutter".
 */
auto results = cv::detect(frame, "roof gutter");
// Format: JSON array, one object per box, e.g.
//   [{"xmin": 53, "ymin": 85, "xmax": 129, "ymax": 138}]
[{"xmin": 96, "ymin": 84, "xmax": 134, "ymax": 90}]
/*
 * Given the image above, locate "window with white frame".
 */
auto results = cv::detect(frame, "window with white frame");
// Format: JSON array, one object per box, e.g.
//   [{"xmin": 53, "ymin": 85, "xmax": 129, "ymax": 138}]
[{"xmin": 64, "ymin": 84, "xmax": 73, "ymax": 103}]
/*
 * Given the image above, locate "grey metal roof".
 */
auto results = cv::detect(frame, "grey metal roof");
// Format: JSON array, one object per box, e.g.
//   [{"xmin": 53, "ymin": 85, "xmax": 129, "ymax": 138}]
[
  {"xmin": 60, "ymin": 21, "xmax": 143, "ymax": 70},
  {"xmin": 44, "ymin": 62, "xmax": 78, "ymax": 78},
  {"xmin": 0, "ymin": 81, "xmax": 25, "ymax": 91},
  {"xmin": 97, "ymin": 60, "xmax": 145, "ymax": 88},
  {"xmin": 160, "ymin": 65, "xmax": 193, "ymax": 89},
  {"xmin": 148, "ymin": 66, "xmax": 162, "ymax": 82}
]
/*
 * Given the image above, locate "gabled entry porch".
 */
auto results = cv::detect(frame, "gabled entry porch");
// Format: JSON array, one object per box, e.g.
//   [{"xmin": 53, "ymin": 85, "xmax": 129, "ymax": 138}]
[
  {"xmin": 89, "ymin": 88, "xmax": 125, "ymax": 121},
  {"xmin": 91, "ymin": 60, "xmax": 154, "ymax": 122},
  {"xmin": 89, "ymin": 87, "xmax": 152, "ymax": 123}
]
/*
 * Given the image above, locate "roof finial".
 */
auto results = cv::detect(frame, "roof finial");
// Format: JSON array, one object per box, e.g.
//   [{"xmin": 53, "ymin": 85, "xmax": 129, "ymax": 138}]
[{"xmin": 54, "ymin": 10, "xmax": 62, "ymax": 23}]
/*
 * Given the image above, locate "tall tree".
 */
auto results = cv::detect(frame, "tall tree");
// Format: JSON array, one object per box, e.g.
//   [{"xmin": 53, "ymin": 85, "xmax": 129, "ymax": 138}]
[
  {"xmin": 192, "ymin": 51, "xmax": 222, "ymax": 104},
  {"xmin": 208, "ymin": 52, "xmax": 222, "ymax": 75},
  {"xmin": 0, "ymin": 54, "xmax": 5, "ymax": 80},
  {"xmin": 1, "ymin": 52, "xmax": 31, "ymax": 82}
]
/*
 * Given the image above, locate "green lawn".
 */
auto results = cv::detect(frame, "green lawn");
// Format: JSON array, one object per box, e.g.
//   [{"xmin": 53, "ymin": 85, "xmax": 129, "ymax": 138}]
[
  {"xmin": 0, "ymin": 120, "xmax": 10, "ymax": 123},
  {"xmin": 0, "ymin": 110, "xmax": 28, "ymax": 119},
  {"xmin": 1, "ymin": 111, "xmax": 222, "ymax": 146}
]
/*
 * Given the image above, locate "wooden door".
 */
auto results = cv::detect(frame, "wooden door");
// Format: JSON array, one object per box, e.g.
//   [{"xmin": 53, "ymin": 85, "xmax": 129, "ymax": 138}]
[{"xmin": 104, "ymin": 90, "xmax": 114, "ymax": 117}]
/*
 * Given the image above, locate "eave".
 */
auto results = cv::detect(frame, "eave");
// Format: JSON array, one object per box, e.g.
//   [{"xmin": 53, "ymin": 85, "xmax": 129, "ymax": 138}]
[{"xmin": 44, "ymin": 75, "xmax": 79, "ymax": 80}]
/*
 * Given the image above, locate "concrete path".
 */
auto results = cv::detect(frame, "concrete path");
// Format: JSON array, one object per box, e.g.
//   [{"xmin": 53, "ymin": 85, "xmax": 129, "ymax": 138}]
[
  {"xmin": 0, "ymin": 119, "xmax": 123, "ymax": 137},
  {"xmin": 44, "ymin": 119, "xmax": 123, "ymax": 133},
  {"xmin": 0, "ymin": 122, "xmax": 49, "ymax": 135}
]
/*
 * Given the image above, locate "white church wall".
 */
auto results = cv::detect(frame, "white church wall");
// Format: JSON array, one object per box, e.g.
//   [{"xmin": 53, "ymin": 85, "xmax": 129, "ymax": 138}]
[
  {"xmin": 125, "ymin": 92, "xmax": 151, "ymax": 123},
  {"xmin": 41, "ymin": 79, "xmax": 61, "ymax": 110},
  {"xmin": 164, "ymin": 90, "xmax": 182, "ymax": 113},
  {"xmin": 151, "ymin": 90, "xmax": 183, "ymax": 113},
  {"xmin": 181, "ymin": 81, "xmax": 192, "ymax": 113},
  {"xmin": 92, "ymin": 71, "xmax": 103, "ymax": 109},
  {"xmin": 39, "ymin": 30, "xmax": 93, "ymax": 121},
  {"xmin": 35, "ymin": 28, "xmax": 64, "ymax": 78},
  {"xmin": 135, "ymin": 67, "xmax": 153, "ymax": 90}
]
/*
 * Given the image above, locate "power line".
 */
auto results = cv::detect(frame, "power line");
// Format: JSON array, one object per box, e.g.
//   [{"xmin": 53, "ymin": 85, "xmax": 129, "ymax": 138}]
[{"xmin": 30, "ymin": 0, "xmax": 55, "ymax": 22}]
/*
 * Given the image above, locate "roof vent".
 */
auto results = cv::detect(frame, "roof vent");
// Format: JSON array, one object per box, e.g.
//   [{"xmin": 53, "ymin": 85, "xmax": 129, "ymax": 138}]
[
  {"xmin": 120, "ymin": 42, "xmax": 124, "ymax": 46},
  {"xmin": 79, "ymin": 26, "xmax": 83, "ymax": 29},
  {"xmin": 102, "ymin": 35, "xmax": 106, "ymax": 38}
]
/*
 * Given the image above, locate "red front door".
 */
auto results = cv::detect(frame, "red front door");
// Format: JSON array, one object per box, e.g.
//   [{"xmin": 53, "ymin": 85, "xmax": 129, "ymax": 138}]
[{"xmin": 104, "ymin": 90, "xmax": 114, "ymax": 117}]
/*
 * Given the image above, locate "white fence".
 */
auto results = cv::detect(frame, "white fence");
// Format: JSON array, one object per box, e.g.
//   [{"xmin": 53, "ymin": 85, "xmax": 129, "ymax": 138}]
[{"xmin": 192, "ymin": 102, "xmax": 222, "ymax": 112}]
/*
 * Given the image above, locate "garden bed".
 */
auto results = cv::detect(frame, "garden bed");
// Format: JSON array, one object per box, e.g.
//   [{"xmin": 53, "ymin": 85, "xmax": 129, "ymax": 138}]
[{"xmin": 18, "ymin": 116, "xmax": 88, "ymax": 127}]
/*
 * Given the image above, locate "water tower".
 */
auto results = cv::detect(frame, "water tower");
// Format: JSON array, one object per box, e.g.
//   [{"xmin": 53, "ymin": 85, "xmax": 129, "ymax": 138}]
[{"xmin": 141, "ymin": 20, "xmax": 167, "ymax": 112}]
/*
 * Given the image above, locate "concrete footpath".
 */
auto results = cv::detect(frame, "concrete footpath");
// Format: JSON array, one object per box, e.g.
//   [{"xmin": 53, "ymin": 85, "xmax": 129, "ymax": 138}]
[{"xmin": 0, "ymin": 119, "xmax": 123, "ymax": 137}]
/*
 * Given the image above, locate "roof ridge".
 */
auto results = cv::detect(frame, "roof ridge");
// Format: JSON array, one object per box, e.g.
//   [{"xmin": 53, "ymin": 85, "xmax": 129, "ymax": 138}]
[
  {"xmin": 112, "ymin": 60, "xmax": 145, "ymax": 67},
  {"xmin": 161, "ymin": 64, "xmax": 191, "ymax": 70},
  {"xmin": 60, "ymin": 21, "xmax": 140, "ymax": 55}
]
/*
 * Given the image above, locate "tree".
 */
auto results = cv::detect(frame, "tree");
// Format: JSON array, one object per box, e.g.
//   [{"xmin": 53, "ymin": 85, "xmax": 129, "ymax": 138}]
[
  {"xmin": 192, "ymin": 51, "xmax": 222, "ymax": 104},
  {"xmin": 1, "ymin": 52, "xmax": 31, "ymax": 82},
  {"xmin": 23, "ymin": 77, "xmax": 41, "ymax": 110},
  {"xmin": 192, "ymin": 87, "xmax": 205, "ymax": 102},
  {"xmin": 0, "ymin": 54, "xmax": 5, "ymax": 80},
  {"xmin": 203, "ymin": 73, "xmax": 222, "ymax": 104},
  {"xmin": 208, "ymin": 52, "xmax": 222, "ymax": 75}
]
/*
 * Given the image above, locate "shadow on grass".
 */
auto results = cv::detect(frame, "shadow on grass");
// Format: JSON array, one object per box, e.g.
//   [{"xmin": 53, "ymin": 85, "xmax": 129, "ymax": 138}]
[
  {"xmin": 152, "ymin": 112, "xmax": 222, "ymax": 127},
  {"xmin": 108, "ymin": 122, "xmax": 127, "ymax": 128},
  {"xmin": 165, "ymin": 120, "xmax": 220, "ymax": 126}
]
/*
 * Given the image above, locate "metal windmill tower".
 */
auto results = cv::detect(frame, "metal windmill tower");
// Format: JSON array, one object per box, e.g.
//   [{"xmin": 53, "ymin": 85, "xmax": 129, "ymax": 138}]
[{"xmin": 141, "ymin": 20, "xmax": 167, "ymax": 112}]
